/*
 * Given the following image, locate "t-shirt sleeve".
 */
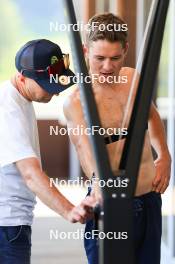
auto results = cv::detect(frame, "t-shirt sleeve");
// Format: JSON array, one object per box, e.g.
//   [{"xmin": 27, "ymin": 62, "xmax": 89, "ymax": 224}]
[{"xmin": 0, "ymin": 108, "xmax": 38, "ymax": 167}]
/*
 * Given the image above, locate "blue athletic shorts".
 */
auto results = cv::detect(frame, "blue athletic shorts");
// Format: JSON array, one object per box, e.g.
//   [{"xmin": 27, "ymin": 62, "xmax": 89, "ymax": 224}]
[{"xmin": 84, "ymin": 190, "xmax": 162, "ymax": 264}]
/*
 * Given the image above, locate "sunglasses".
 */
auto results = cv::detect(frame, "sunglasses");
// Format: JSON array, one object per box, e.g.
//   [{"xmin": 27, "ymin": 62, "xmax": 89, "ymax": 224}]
[{"xmin": 21, "ymin": 54, "xmax": 70, "ymax": 77}]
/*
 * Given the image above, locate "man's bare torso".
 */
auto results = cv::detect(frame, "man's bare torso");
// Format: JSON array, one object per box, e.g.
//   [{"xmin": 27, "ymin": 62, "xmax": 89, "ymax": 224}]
[{"xmin": 64, "ymin": 67, "xmax": 155, "ymax": 196}]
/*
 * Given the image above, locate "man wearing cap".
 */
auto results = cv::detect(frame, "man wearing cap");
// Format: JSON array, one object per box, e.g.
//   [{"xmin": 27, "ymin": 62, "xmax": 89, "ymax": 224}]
[{"xmin": 0, "ymin": 39, "xmax": 95, "ymax": 264}]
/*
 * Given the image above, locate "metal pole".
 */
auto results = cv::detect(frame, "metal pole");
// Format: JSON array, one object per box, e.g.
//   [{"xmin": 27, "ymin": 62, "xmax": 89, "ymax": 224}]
[
  {"xmin": 119, "ymin": 0, "xmax": 169, "ymax": 196},
  {"xmin": 64, "ymin": 2, "xmax": 134, "ymax": 263}
]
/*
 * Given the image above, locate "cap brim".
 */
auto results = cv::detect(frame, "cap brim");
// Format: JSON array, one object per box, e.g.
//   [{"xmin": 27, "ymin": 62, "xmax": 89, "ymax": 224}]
[{"xmin": 35, "ymin": 68, "xmax": 75, "ymax": 94}]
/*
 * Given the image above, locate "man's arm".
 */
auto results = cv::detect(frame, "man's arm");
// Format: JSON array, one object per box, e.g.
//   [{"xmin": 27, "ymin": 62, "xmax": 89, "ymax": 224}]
[
  {"xmin": 16, "ymin": 157, "xmax": 95, "ymax": 223},
  {"xmin": 148, "ymin": 102, "xmax": 171, "ymax": 193},
  {"xmin": 63, "ymin": 93, "xmax": 102, "ymax": 202},
  {"xmin": 63, "ymin": 92, "xmax": 96, "ymax": 178}
]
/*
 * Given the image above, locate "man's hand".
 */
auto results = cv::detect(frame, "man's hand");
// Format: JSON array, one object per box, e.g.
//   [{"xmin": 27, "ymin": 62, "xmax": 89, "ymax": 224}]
[
  {"xmin": 152, "ymin": 156, "xmax": 171, "ymax": 193},
  {"xmin": 148, "ymin": 103, "xmax": 171, "ymax": 194},
  {"xmin": 66, "ymin": 196, "xmax": 97, "ymax": 224}
]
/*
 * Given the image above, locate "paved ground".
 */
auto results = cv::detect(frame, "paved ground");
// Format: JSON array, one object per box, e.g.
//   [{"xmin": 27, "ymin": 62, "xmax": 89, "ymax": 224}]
[
  {"xmin": 30, "ymin": 186, "xmax": 175, "ymax": 264},
  {"xmin": 31, "ymin": 218, "xmax": 175, "ymax": 264},
  {"xmin": 31, "ymin": 217, "xmax": 87, "ymax": 264},
  {"xmin": 31, "ymin": 186, "xmax": 87, "ymax": 264}
]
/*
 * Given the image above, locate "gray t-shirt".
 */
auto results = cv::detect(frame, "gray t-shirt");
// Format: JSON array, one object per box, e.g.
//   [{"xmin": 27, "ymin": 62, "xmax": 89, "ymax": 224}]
[{"xmin": 0, "ymin": 80, "xmax": 41, "ymax": 226}]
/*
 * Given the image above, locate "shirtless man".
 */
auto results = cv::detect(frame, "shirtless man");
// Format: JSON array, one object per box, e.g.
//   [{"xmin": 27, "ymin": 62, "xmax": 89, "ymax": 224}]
[{"xmin": 63, "ymin": 14, "xmax": 171, "ymax": 264}]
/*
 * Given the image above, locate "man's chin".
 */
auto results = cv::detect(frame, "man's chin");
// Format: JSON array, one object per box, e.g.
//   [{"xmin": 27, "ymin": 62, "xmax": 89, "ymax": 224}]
[
  {"xmin": 42, "ymin": 97, "xmax": 52, "ymax": 103},
  {"xmin": 96, "ymin": 73, "xmax": 119, "ymax": 84},
  {"xmin": 35, "ymin": 97, "xmax": 52, "ymax": 103},
  {"xmin": 96, "ymin": 78, "xmax": 116, "ymax": 86}
]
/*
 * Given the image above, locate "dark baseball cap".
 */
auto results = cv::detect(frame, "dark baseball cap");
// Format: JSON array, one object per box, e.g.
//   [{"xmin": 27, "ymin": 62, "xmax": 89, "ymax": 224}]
[{"xmin": 15, "ymin": 39, "xmax": 75, "ymax": 94}]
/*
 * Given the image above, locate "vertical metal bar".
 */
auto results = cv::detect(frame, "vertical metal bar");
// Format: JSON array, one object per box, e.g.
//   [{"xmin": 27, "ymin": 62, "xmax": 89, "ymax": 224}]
[
  {"xmin": 119, "ymin": 0, "xmax": 169, "ymax": 196},
  {"xmin": 101, "ymin": 198, "xmax": 134, "ymax": 264},
  {"xmin": 69, "ymin": 142, "xmax": 80, "ymax": 181},
  {"xmin": 64, "ymin": 0, "xmax": 113, "ymax": 199},
  {"xmin": 63, "ymin": 1, "xmax": 135, "ymax": 263}
]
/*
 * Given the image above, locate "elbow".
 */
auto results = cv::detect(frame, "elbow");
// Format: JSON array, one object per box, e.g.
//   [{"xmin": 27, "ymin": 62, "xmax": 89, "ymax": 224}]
[
  {"xmin": 21, "ymin": 166, "xmax": 41, "ymax": 191},
  {"xmin": 21, "ymin": 168, "xmax": 35, "ymax": 189},
  {"xmin": 16, "ymin": 158, "xmax": 41, "ymax": 189},
  {"xmin": 167, "ymin": 152, "xmax": 172, "ymax": 164}
]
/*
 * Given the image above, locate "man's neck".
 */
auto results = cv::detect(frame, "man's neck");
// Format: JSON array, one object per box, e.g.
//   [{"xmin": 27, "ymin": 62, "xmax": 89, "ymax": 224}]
[
  {"xmin": 10, "ymin": 75, "xmax": 31, "ymax": 101},
  {"xmin": 92, "ymin": 82, "xmax": 119, "ymax": 94}
]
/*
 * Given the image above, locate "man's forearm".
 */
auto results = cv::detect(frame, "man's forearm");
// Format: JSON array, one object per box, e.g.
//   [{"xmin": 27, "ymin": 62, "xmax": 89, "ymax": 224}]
[
  {"xmin": 16, "ymin": 157, "xmax": 96, "ymax": 223},
  {"xmin": 23, "ymin": 167, "xmax": 74, "ymax": 220},
  {"xmin": 149, "ymin": 104, "xmax": 171, "ymax": 193},
  {"xmin": 149, "ymin": 104, "xmax": 171, "ymax": 159}
]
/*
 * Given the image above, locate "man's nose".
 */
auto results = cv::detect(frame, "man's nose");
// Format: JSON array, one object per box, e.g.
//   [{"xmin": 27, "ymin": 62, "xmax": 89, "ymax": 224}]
[{"xmin": 102, "ymin": 59, "xmax": 113, "ymax": 71}]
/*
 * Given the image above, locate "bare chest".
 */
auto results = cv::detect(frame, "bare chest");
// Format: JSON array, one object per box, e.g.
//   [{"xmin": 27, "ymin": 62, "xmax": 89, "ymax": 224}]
[{"xmin": 96, "ymin": 91, "xmax": 129, "ymax": 129}]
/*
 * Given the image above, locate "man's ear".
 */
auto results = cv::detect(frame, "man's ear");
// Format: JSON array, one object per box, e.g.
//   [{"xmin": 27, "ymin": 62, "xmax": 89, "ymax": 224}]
[
  {"xmin": 83, "ymin": 44, "xmax": 90, "ymax": 70},
  {"xmin": 83, "ymin": 44, "xmax": 89, "ymax": 57},
  {"xmin": 124, "ymin": 42, "xmax": 129, "ymax": 56},
  {"xmin": 17, "ymin": 72, "xmax": 26, "ymax": 87}
]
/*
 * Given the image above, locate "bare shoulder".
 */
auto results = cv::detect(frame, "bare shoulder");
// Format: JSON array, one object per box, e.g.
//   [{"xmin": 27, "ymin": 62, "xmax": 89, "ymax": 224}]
[
  {"xmin": 120, "ymin": 67, "xmax": 140, "ymax": 90},
  {"xmin": 63, "ymin": 86, "xmax": 82, "ymax": 120},
  {"xmin": 120, "ymin": 67, "xmax": 139, "ymax": 79}
]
